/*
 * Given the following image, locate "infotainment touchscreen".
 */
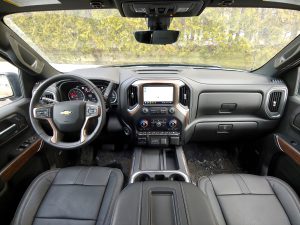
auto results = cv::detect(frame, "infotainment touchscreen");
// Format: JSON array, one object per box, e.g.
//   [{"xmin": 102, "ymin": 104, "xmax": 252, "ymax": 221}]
[{"xmin": 143, "ymin": 86, "xmax": 174, "ymax": 104}]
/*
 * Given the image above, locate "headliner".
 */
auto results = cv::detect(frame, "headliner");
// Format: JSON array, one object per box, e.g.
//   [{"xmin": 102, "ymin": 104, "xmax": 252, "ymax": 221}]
[{"xmin": 0, "ymin": 0, "xmax": 299, "ymax": 17}]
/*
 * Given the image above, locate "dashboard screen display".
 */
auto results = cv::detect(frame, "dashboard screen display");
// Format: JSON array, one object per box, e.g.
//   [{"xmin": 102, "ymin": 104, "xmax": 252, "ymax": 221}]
[{"xmin": 143, "ymin": 86, "xmax": 174, "ymax": 104}]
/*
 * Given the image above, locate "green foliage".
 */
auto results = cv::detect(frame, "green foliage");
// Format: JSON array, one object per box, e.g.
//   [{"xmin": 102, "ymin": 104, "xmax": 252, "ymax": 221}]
[{"xmin": 4, "ymin": 8, "xmax": 300, "ymax": 70}]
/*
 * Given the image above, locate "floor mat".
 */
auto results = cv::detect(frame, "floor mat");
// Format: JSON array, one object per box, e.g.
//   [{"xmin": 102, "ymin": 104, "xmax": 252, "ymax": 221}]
[
  {"xmin": 95, "ymin": 147, "xmax": 133, "ymax": 182},
  {"xmin": 183, "ymin": 143, "xmax": 244, "ymax": 183}
]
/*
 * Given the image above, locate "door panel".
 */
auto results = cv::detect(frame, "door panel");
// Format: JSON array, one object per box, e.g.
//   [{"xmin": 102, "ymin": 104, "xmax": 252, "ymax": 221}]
[
  {"xmin": 0, "ymin": 62, "xmax": 49, "ymax": 223},
  {"xmin": 266, "ymin": 67, "xmax": 300, "ymax": 195}
]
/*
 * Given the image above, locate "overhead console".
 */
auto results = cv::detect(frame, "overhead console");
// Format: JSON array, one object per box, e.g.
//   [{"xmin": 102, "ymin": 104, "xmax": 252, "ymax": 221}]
[
  {"xmin": 116, "ymin": 0, "xmax": 205, "ymax": 17},
  {"xmin": 121, "ymin": 79, "xmax": 190, "ymax": 146}
]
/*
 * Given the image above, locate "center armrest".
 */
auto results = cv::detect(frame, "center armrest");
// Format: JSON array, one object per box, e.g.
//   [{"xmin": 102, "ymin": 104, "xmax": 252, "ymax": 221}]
[{"xmin": 111, "ymin": 181, "xmax": 217, "ymax": 225}]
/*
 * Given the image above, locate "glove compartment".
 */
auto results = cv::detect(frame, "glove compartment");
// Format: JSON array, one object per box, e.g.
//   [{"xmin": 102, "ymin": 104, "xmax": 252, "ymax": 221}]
[{"xmin": 197, "ymin": 92, "xmax": 262, "ymax": 116}]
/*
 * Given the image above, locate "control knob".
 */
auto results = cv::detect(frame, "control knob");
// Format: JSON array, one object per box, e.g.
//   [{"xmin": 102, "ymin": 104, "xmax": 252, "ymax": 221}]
[
  {"xmin": 142, "ymin": 107, "xmax": 149, "ymax": 114},
  {"xmin": 139, "ymin": 119, "xmax": 149, "ymax": 128},
  {"xmin": 169, "ymin": 119, "xmax": 177, "ymax": 128},
  {"xmin": 156, "ymin": 121, "xmax": 162, "ymax": 127}
]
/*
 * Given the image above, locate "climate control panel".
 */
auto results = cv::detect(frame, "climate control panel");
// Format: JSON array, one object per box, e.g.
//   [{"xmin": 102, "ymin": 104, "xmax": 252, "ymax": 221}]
[{"xmin": 137, "ymin": 118, "xmax": 180, "ymax": 131}]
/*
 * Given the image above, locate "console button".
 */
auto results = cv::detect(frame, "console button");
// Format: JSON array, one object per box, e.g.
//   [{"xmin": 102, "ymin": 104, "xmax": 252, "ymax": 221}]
[
  {"xmin": 150, "ymin": 137, "xmax": 160, "ymax": 145},
  {"xmin": 142, "ymin": 107, "xmax": 149, "ymax": 114},
  {"xmin": 156, "ymin": 121, "xmax": 162, "ymax": 127},
  {"xmin": 138, "ymin": 137, "xmax": 147, "ymax": 145},
  {"xmin": 169, "ymin": 107, "xmax": 175, "ymax": 114},
  {"xmin": 160, "ymin": 137, "xmax": 169, "ymax": 145},
  {"xmin": 170, "ymin": 136, "xmax": 180, "ymax": 145}
]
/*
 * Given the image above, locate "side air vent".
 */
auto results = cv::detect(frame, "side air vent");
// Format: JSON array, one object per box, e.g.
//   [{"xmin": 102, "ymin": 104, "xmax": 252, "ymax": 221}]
[
  {"xmin": 44, "ymin": 93, "xmax": 54, "ymax": 100},
  {"xmin": 268, "ymin": 92, "xmax": 282, "ymax": 112},
  {"xmin": 40, "ymin": 92, "xmax": 56, "ymax": 104},
  {"xmin": 179, "ymin": 85, "xmax": 190, "ymax": 107},
  {"xmin": 265, "ymin": 89, "xmax": 287, "ymax": 118},
  {"xmin": 271, "ymin": 79, "xmax": 284, "ymax": 84},
  {"xmin": 127, "ymin": 85, "xmax": 138, "ymax": 107}
]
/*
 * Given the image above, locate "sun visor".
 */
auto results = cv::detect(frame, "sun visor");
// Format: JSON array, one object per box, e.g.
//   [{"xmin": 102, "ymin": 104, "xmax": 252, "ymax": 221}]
[{"xmin": 3, "ymin": 0, "xmax": 61, "ymax": 7}]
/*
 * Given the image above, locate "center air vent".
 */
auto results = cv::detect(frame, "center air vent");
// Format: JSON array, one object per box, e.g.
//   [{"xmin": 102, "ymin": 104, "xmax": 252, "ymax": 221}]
[
  {"xmin": 179, "ymin": 85, "xmax": 190, "ymax": 107},
  {"xmin": 40, "ymin": 92, "xmax": 55, "ymax": 104},
  {"xmin": 128, "ymin": 85, "xmax": 138, "ymax": 107},
  {"xmin": 266, "ymin": 89, "xmax": 287, "ymax": 118}
]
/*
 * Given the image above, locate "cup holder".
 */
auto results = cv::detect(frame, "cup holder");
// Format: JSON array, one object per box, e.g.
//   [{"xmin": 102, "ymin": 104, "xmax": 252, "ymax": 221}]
[
  {"xmin": 169, "ymin": 174, "xmax": 186, "ymax": 181},
  {"xmin": 130, "ymin": 171, "xmax": 190, "ymax": 183},
  {"xmin": 134, "ymin": 174, "xmax": 151, "ymax": 182}
]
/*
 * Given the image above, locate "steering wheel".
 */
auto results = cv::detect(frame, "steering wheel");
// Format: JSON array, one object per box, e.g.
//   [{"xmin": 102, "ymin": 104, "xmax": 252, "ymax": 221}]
[{"xmin": 29, "ymin": 75, "xmax": 106, "ymax": 150}]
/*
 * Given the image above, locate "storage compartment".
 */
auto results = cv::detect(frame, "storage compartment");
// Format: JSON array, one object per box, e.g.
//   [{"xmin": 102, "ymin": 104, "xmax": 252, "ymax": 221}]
[
  {"xmin": 111, "ymin": 181, "xmax": 217, "ymax": 225},
  {"xmin": 197, "ymin": 92, "xmax": 262, "ymax": 116},
  {"xmin": 192, "ymin": 121, "xmax": 258, "ymax": 141}
]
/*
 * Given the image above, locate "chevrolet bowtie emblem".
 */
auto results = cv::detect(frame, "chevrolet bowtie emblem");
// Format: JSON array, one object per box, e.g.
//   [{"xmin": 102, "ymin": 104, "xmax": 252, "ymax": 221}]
[{"xmin": 60, "ymin": 110, "xmax": 72, "ymax": 116}]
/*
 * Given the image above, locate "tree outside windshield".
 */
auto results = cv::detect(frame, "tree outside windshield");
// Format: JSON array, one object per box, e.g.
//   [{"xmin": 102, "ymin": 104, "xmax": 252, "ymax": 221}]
[{"xmin": 4, "ymin": 8, "xmax": 300, "ymax": 71}]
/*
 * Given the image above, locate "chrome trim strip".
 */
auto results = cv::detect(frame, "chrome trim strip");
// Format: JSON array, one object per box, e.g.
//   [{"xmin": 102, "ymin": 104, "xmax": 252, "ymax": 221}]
[
  {"xmin": 0, "ymin": 124, "xmax": 17, "ymax": 136},
  {"xmin": 130, "ymin": 170, "xmax": 190, "ymax": 183},
  {"xmin": 264, "ymin": 87, "xmax": 288, "ymax": 119},
  {"xmin": 127, "ymin": 79, "xmax": 190, "ymax": 124}
]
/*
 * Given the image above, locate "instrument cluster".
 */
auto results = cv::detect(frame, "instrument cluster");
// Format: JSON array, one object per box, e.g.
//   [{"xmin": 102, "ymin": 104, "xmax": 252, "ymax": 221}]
[{"xmin": 59, "ymin": 81, "xmax": 118, "ymax": 105}]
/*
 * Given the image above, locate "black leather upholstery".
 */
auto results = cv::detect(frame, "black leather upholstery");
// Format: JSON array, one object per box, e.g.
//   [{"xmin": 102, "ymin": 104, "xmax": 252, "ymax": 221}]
[
  {"xmin": 198, "ymin": 174, "xmax": 300, "ymax": 225},
  {"xmin": 12, "ymin": 167, "xmax": 123, "ymax": 225},
  {"xmin": 111, "ymin": 181, "xmax": 218, "ymax": 225}
]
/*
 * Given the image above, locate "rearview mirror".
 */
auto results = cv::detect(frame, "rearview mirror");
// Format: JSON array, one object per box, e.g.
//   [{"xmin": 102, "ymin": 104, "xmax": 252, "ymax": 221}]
[{"xmin": 135, "ymin": 30, "xmax": 179, "ymax": 45}]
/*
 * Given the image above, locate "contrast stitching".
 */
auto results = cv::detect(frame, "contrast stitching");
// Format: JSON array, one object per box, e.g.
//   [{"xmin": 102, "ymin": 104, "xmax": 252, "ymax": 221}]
[
  {"xmin": 96, "ymin": 169, "xmax": 112, "ymax": 225},
  {"xmin": 83, "ymin": 167, "xmax": 92, "ymax": 185},
  {"xmin": 238, "ymin": 174, "xmax": 251, "ymax": 194},
  {"xmin": 74, "ymin": 167, "xmax": 84, "ymax": 184},
  {"xmin": 267, "ymin": 177, "xmax": 300, "ymax": 214},
  {"xmin": 208, "ymin": 176, "xmax": 228, "ymax": 225},
  {"xmin": 180, "ymin": 182, "xmax": 190, "ymax": 225}
]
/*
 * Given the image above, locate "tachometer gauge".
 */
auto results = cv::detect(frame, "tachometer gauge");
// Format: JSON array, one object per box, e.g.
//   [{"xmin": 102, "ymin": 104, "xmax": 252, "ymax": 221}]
[{"xmin": 68, "ymin": 88, "xmax": 85, "ymax": 101}]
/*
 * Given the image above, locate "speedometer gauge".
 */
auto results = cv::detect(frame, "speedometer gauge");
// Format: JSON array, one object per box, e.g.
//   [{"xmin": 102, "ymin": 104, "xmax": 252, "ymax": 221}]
[{"xmin": 68, "ymin": 88, "xmax": 85, "ymax": 101}]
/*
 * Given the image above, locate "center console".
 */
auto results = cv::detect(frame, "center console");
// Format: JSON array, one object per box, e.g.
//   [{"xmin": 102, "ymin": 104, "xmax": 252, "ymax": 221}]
[
  {"xmin": 130, "ymin": 146, "xmax": 190, "ymax": 183},
  {"xmin": 111, "ymin": 181, "xmax": 217, "ymax": 225},
  {"xmin": 125, "ymin": 80, "xmax": 190, "ymax": 146}
]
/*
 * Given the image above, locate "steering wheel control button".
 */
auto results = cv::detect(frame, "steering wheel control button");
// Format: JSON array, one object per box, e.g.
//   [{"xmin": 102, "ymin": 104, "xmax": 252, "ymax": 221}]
[
  {"xmin": 86, "ymin": 105, "xmax": 98, "ymax": 117},
  {"xmin": 34, "ymin": 108, "xmax": 51, "ymax": 118}
]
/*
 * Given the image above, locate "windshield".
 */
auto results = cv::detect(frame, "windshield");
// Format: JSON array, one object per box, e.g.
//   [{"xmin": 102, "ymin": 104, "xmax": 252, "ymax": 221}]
[{"xmin": 4, "ymin": 8, "xmax": 300, "ymax": 72}]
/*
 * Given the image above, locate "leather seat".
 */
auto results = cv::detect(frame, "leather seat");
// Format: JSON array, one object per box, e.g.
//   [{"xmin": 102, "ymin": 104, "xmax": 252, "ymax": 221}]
[
  {"xmin": 199, "ymin": 174, "xmax": 300, "ymax": 225},
  {"xmin": 12, "ymin": 166, "xmax": 123, "ymax": 225}
]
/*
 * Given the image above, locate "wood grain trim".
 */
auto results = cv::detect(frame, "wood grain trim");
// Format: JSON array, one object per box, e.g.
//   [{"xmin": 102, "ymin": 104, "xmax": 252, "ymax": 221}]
[
  {"xmin": 0, "ymin": 139, "xmax": 43, "ymax": 182},
  {"xmin": 276, "ymin": 135, "xmax": 300, "ymax": 166}
]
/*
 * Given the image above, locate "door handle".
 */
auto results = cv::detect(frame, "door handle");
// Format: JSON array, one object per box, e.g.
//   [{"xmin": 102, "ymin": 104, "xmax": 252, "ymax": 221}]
[{"xmin": 0, "ymin": 124, "xmax": 17, "ymax": 137}]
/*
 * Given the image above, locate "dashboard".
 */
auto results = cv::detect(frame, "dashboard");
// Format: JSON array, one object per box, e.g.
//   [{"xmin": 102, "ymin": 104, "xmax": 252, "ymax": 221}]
[{"xmin": 38, "ymin": 66, "xmax": 288, "ymax": 147}]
